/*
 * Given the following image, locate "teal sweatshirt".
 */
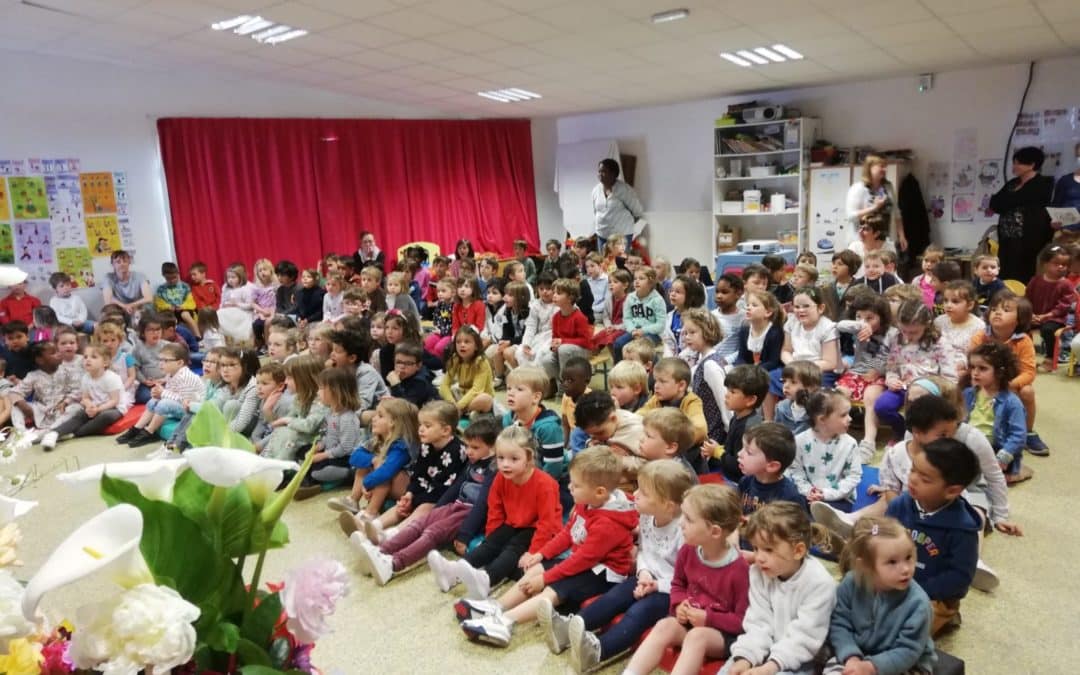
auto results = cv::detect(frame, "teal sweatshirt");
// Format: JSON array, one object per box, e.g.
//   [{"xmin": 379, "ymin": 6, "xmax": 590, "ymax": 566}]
[{"xmin": 623, "ymin": 289, "xmax": 667, "ymax": 336}]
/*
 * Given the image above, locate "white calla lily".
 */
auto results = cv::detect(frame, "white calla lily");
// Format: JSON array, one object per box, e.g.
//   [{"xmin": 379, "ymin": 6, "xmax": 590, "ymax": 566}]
[
  {"xmin": 57, "ymin": 459, "xmax": 189, "ymax": 502},
  {"xmin": 0, "ymin": 495, "xmax": 37, "ymax": 524},
  {"xmin": 22, "ymin": 504, "xmax": 152, "ymax": 620},
  {"xmin": 184, "ymin": 447, "xmax": 297, "ymax": 505}
]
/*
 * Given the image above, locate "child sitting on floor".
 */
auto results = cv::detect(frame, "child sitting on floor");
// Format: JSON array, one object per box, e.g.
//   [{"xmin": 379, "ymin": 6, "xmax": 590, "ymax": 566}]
[
  {"xmin": 789, "ymin": 390, "xmax": 862, "ymax": 512},
  {"xmin": 638, "ymin": 408, "xmax": 699, "ymax": 477},
  {"xmin": 964, "ymin": 342, "xmax": 1029, "ymax": 484},
  {"xmin": 575, "ymin": 390, "xmax": 646, "ymax": 492},
  {"xmin": 637, "ymin": 357, "xmax": 708, "ymax": 447},
  {"xmin": 459, "ymin": 446, "xmax": 638, "ymax": 649},
  {"xmin": 439, "ymin": 326, "xmax": 496, "ymax": 417},
  {"xmin": 115, "ymin": 342, "xmax": 204, "ymax": 448},
  {"xmin": 295, "ymin": 367, "xmax": 363, "ymax": 498},
  {"xmin": 773, "ymin": 360, "xmax": 820, "ymax": 438},
  {"xmin": 500, "ymin": 366, "xmax": 565, "ymax": 478},
  {"xmin": 737, "ymin": 422, "xmax": 805, "ymax": 520},
  {"xmin": 608, "ymin": 360, "xmax": 650, "ymax": 413},
  {"xmin": 711, "ymin": 364, "xmax": 767, "ymax": 481},
  {"xmin": 261, "ymin": 354, "xmax": 328, "ymax": 460}
]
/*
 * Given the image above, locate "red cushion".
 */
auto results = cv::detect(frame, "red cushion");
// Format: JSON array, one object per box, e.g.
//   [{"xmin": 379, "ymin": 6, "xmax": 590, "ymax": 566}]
[
  {"xmin": 658, "ymin": 645, "xmax": 725, "ymax": 675},
  {"xmin": 104, "ymin": 405, "xmax": 145, "ymax": 435}
]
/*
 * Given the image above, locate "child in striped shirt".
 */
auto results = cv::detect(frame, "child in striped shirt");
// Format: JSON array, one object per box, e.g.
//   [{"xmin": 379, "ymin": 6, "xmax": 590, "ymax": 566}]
[{"xmin": 116, "ymin": 342, "xmax": 205, "ymax": 447}]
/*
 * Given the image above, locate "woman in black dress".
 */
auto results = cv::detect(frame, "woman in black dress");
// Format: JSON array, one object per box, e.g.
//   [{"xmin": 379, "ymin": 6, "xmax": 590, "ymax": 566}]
[{"xmin": 990, "ymin": 146, "xmax": 1055, "ymax": 282}]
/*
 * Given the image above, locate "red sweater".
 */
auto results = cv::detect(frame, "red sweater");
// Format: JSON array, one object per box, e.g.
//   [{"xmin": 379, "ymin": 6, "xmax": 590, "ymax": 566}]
[
  {"xmin": 1025, "ymin": 275, "xmax": 1074, "ymax": 324},
  {"xmin": 552, "ymin": 308, "xmax": 593, "ymax": 349},
  {"xmin": 452, "ymin": 299, "xmax": 485, "ymax": 333},
  {"xmin": 0, "ymin": 293, "xmax": 40, "ymax": 325},
  {"xmin": 669, "ymin": 544, "xmax": 751, "ymax": 634},
  {"xmin": 539, "ymin": 492, "xmax": 638, "ymax": 585},
  {"xmin": 485, "ymin": 469, "xmax": 562, "ymax": 553},
  {"xmin": 191, "ymin": 280, "xmax": 221, "ymax": 310}
]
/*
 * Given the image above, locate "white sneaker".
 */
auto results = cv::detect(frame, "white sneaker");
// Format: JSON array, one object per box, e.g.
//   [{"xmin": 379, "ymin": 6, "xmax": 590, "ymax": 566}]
[
  {"xmin": 352, "ymin": 535, "xmax": 394, "ymax": 585},
  {"xmin": 20, "ymin": 429, "xmax": 41, "ymax": 445},
  {"xmin": 144, "ymin": 444, "xmax": 175, "ymax": 460},
  {"xmin": 536, "ymin": 597, "xmax": 570, "ymax": 654},
  {"xmin": 568, "ymin": 615, "xmax": 601, "ymax": 674},
  {"xmin": 972, "ymin": 559, "xmax": 1000, "ymax": 593},
  {"xmin": 453, "ymin": 596, "xmax": 502, "ymax": 621},
  {"xmin": 326, "ymin": 496, "xmax": 359, "ymax": 514},
  {"xmin": 458, "ymin": 559, "xmax": 491, "ymax": 600},
  {"xmin": 348, "ymin": 532, "xmax": 373, "ymax": 576},
  {"xmin": 363, "ymin": 517, "xmax": 384, "ymax": 545},
  {"xmin": 426, "ymin": 551, "xmax": 460, "ymax": 592},
  {"xmin": 811, "ymin": 501, "xmax": 856, "ymax": 540},
  {"xmin": 40, "ymin": 431, "xmax": 59, "ymax": 451},
  {"xmin": 461, "ymin": 614, "xmax": 512, "ymax": 647}
]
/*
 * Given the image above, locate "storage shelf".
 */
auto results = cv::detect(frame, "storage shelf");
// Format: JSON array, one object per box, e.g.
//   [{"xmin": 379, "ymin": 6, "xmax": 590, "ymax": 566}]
[
  {"xmin": 714, "ymin": 210, "xmax": 800, "ymax": 217},
  {"xmin": 716, "ymin": 174, "xmax": 799, "ymax": 182},
  {"xmin": 715, "ymin": 119, "xmax": 795, "ymax": 129},
  {"xmin": 715, "ymin": 148, "xmax": 801, "ymax": 158}
]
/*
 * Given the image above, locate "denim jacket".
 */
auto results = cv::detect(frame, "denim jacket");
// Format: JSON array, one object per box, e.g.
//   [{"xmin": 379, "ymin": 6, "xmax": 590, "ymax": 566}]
[{"xmin": 962, "ymin": 387, "xmax": 1026, "ymax": 460}]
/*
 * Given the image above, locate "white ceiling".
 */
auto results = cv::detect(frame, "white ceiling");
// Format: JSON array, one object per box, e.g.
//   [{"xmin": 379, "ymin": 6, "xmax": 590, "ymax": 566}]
[{"xmin": 1, "ymin": 0, "xmax": 1078, "ymax": 116}]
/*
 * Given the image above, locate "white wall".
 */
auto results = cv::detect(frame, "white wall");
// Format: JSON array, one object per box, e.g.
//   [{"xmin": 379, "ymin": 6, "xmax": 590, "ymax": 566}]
[
  {"xmin": 529, "ymin": 117, "xmax": 565, "ymax": 247},
  {"xmin": 0, "ymin": 48, "xmax": 435, "ymax": 283},
  {"xmin": 548, "ymin": 55, "xmax": 1080, "ymax": 265}
]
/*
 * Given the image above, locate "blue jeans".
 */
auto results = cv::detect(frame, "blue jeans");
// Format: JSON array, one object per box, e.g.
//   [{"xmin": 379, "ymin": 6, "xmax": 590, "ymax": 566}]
[
  {"xmin": 135, "ymin": 383, "xmax": 152, "ymax": 404},
  {"xmin": 579, "ymin": 578, "xmax": 670, "ymax": 660},
  {"xmin": 146, "ymin": 398, "xmax": 185, "ymax": 420}
]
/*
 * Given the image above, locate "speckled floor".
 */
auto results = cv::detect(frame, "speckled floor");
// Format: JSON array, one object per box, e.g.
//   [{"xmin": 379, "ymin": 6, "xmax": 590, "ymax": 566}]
[{"xmin": 10, "ymin": 369, "xmax": 1080, "ymax": 674}]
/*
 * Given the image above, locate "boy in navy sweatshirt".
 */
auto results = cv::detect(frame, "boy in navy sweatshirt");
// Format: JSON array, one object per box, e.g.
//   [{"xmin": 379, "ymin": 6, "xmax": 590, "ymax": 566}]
[
  {"xmin": 886, "ymin": 437, "xmax": 981, "ymax": 635},
  {"xmin": 387, "ymin": 342, "xmax": 437, "ymax": 408}
]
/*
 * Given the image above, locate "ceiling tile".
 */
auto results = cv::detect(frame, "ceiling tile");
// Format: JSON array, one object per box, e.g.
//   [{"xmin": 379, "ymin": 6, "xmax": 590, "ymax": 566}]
[
  {"xmin": 831, "ymin": 1, "xmax": 934, "ymax": 30},
  {"xmin": 293, "ymin": 33, "xmax": 364, "ymax": 56},
  {"xmin": 474, "ymin": 13, "xmax": 562, "ymax": 43},
  {"xmin": 306, "ymin": 57, "xmax": 370, "ymax": 77},
  {"xmin": 886, "ymin": 40, "xmax": 980, "ymax": 68},
  {"xmin": 586, "ymin": 21, "xmax": 667, "ymax": 49},
  {"xmin": 631, "ymin": 40, "xmax": 706, "ymax": 65},
  {"xmin": 439, "ymin": 54, "xmax": 503, "ymax": 75},
  {"xmin": 864, "ymin": 19, "xmax": 957, "ymax": 47},
  {"xmin": 963, "ymin": 25, "xmax": 1065, "ymax": 57},
  {"xmin": 254, "ymin": 44, "xmax": 326, "ymax": 66},
  {"xmin": 255, "ymin": 1, "xmax": 349, "ymax": 31},
  {"xmin": 1052, "ymin": 19, "xmax": 1080, "ymax": 45},
  {"xmin": 416, "ymin": 0, "xmax": 516, "ymax": 24},
  {"xmin": 921, "ymin": 0, "xmax": 1027, "ymax": 15},
  {"xmin": 340, "ymin": 49, "xmax": 418, "ymax": 69},
  {"xmin": 750, "ymin": 13, "xmax": 850, "ymax": 43},
  {"xmin": 181, "ymin": 28, "xmax": 264, "ymax": 53},
  {"xmin": 713, "ymin": 0, "xmax": 822, "ymax": 17},
  {"xmin": 439, "ymin": 75, "xmax": 504, "ymax": 92},
  {"xmin": 520, "ymin": 59, "xmax": 589, "ymax": 79},
  {"xmin": 393, "ymin": 63, "xmax": 467, "ymax": 83},
  {"xmin": 366, "ymin": 8, "xmax": 463, "ymax": 38},
  {"xmin": 24, "ymin": 0, "xmax": 139, "ymax": 19},
  {"xmin": 646, "ymin": 8, "xmax": 741, "ymax": 36},
  {"xmin": 529, "ymin": 34, "xmax": 611, "ymax": 58},
  {"xmin": 942, "ymin": 5, "xmax": 1045, "ymax": 33},
  {"xmin": 298, "ymin": 0, "xmax": 399, "ymax": 20},
  {"xmin": 530, "ymin": 2, "xmax": 621, "ymax": 31},
  {"xmin": 104, "ymin": 8, "xmax": 196, "ymax": 37},
  {"xmin": 350, "ymin": 70, "xmax": 428, "ymax": 89},
  {"xmin": 478, "ymin": 44, "xmax": 551, "ymax": 67},
  {"xmin": 426, "ymin": 27, "xmax": 510, "ymax": 53},
  {"xmin": 686, "ymin": 27, "xmax": 776, "ymax": 52},
  {"xmin": 814, "ymin": 48, "xmax": 905, "ymax": 74},
  {"xmin": 318, "ymin": 21, "xmax": 409, "ymax": 47},
  {"xmin": 275, "ymin": 65, "xmax": 350, "ymax": 85},
  {"xmin": 490, "ymin": 0, "xmax": 571, "ymax": 11},
  {"xmin": 789, "ymin": 32, "xmax": 874, "ymax": 57},
  {"xmin": 1037, "ymin": 0, "xmax": 1080, "ymax": 22},
  {"xmin": 380, "ymin": 39, "xmax": 462, "ymax": 62},
  {"xmin": 142, "ymin": 0, "xmax": 242, "ymax": 26}
]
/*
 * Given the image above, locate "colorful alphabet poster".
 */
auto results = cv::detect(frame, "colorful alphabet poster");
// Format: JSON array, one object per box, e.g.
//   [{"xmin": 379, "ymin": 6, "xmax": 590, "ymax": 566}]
[
  {"xmin": 15, "ymin": 221, "xmax": 53, "ymax": 264},
  {"xmin": 0, "ymin": 224, "xmax": 12, "ymax": 264},
  {"xmin": 56, "ymin": 247, "xmax": 94, "ymax": 287},
  {"xmin": 80, "ymin": 172, "xmax": 116, "ymax": 214},
  {"xmin": 85, "ymin": 214, "xmax": 121, "ymax": 257},
  {"xmin": 8, "ymin": 176, "xmax": 48, "ymax": 220}
]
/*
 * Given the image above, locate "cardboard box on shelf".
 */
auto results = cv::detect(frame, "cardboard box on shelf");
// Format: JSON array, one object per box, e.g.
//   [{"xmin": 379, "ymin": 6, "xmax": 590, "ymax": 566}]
[{"xmin": 716, "ymin": 225, "xmax": 741, "ymax": 250}]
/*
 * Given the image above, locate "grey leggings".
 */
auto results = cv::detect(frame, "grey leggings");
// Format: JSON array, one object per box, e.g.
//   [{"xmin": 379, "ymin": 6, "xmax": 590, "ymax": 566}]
[{"xmin": 53, "ymin": 409, "xmax": 124, "ymax": 438}]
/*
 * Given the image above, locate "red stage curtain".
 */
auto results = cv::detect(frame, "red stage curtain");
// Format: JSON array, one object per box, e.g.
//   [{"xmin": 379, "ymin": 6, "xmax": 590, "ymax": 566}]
[{"xmin": 158, "ymin": 117, "xmax": 538, "ymax": 280}]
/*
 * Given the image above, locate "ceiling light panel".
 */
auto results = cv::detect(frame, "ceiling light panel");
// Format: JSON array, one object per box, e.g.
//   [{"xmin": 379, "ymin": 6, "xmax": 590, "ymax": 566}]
[{"xmin": 210, "ymin": 14, "xmax": 309, "ymax": 45}]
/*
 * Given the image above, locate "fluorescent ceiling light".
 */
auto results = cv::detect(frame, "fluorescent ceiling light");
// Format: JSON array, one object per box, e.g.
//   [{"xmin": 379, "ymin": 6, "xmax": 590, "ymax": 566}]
[
  {"xmin": 651, "ymin": 8, "xmax": 689, "ymax": 23},
  {"xmin": 234, "ymin": 16, "xmax": 273, "ymax": 35},
  {"xmin": 211, "ymin": 15, "xmax": 253, "ymax": 31},
  {"xmin": 720, "ymin": 52, "xmax": 752, "ymax": 67},
  {"xmin": 252, "ymin": 25, "xmax": 292, "ymax": 42},
  {"xmin": 736, "ymin": 49, "xmax": 769, "ymax": 65},
  {"xmin": 264, "ymin": 29, "xmax": 308, "ymax": 45},
  {"xmin": 773, "ymin": 44, "xmax": 803, "ymax": 60},
  {"xmin": 478, "ymin": 88, "xmax": 542, "ymax": 103},
  {"xmin": 754, "ymin": 47, "xmax": 785, "ymax": 62}
]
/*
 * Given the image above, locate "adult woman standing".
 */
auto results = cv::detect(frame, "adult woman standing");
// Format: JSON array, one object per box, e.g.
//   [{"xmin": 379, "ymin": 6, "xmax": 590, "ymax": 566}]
[
  {"xmin": 592, "ymin": 158, "xmax": 644, "ymax": 251},
  {"xmin": 102, "ymin": 249, "xmax": 152, "ymax": 316},
  {"xmin": 845, "ymin": 155, "xmax": 907, "ymax": 252},
  {"xmin": 990, "ymin": 147, "xmax": 1054, "ymax": 282}
]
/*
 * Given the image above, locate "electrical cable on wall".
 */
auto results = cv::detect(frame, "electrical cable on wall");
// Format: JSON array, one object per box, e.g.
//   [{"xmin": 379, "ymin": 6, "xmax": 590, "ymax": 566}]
[{"xmin": 1004, "ymin": 61, "xmax": 1036, "ymax": 165}]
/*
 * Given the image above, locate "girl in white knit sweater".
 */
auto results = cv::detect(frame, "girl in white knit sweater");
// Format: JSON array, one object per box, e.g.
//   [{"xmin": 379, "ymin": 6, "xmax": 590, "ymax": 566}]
[
  {"xmin": 721, "ymin": 502, "xmax": 837, "ymax": 675},
  {"xmin": 789, "ymin": 391, "xmax": 862, "ymax": 512}
]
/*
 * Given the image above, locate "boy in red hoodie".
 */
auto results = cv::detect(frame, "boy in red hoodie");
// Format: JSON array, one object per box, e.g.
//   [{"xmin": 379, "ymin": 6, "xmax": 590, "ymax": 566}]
[{"xmin": 459, "ymin": 445, "xmax": 638, "ymax": 647}]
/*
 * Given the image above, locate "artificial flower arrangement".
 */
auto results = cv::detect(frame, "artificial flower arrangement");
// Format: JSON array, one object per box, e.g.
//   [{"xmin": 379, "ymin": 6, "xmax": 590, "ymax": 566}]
[{"xmin": 0, "ymin": 403, "xmax": 348, "ymax": 675}]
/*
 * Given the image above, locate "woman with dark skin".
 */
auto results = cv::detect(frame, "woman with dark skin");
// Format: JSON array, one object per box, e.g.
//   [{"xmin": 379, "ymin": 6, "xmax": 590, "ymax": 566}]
[{"xmin": 990, "ymin": 146, "xmax": 1055, "ymax": 282}]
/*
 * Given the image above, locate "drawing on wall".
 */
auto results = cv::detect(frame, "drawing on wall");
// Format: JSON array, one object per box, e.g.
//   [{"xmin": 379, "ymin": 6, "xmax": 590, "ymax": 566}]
[
  {"xmin": 927, "ymin": 161, "xmax": 949, "ymax": 224},
  {"xmin": 976, "ymin": 159, "xmax": 1004, "ymax": 221},
  {"xmin": 85, "ymin": 214, "xmax": 121, "ymax": 257},
  {"xmin": 80, "ymin": 172, "xmax": 117, "ymax": 214},
  {"xmin": 7, "ymin": 176, "xmax": 48, "ymax": 220},
  {"xmin": 15, "ymin": 221, "xmax": 53, "ymax": 264},
  {"xmin": 56, "ymin": 247, "xmax": 95, "ymax": 287},
  {"xmin": 0, "ymin": 179, "xmax": 9, "ymax": 220},
  {"xmin": 952, "ymin": 162, "xmax": 976, "ymax": 191},
  {"xmin": 0, "ymin": 223, "xmax": 12, "ymax": 264},
  {"xmin": 952, "ymin": 194, "xmax": 975, "ymax": 222}
]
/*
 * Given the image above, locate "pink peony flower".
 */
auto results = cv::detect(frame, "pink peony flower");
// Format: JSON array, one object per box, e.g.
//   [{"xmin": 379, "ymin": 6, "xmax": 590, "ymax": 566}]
[
  {"xmin": 41, "ymin": 637, "xmax": 74, "ymax": 674},
  {"xmin": 280, "ymin": 558, "xmax": 348, "ymax": 645}
]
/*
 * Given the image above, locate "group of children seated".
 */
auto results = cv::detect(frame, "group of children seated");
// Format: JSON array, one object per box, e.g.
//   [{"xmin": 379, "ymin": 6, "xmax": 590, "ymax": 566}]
[{"xmin": 0, "ymin": 226, "xmax": 1065, "ymax": 674}]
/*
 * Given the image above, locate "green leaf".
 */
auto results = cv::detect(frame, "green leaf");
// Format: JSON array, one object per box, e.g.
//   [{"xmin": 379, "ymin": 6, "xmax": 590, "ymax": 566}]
[
  {"xmin": 241, "ymin": 592, "xmax": 281, "ymax": 647},
  {"xmin": 221, "ymin": 485, "xmax": 256, "ymax": 558},
  {"xmin": 171, "ymin": 468, "xmax": 214, "ymax": 526},
  {"xmin": 186, "ymin": 401, "xmax": 228, "ymax": 448},
  {"xmin": 235, "ymin": 638, "xmax": 273, "ymax": 668},
  {"xmin": 207, "ymin": 621, "xmax": 241, "ymax": 653}
]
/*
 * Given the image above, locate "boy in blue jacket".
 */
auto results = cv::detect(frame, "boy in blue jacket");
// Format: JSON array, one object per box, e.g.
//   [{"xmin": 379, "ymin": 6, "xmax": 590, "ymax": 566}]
[{"xmin": 886, "ymin": 437, "xmax": 981, "ymax": 636}]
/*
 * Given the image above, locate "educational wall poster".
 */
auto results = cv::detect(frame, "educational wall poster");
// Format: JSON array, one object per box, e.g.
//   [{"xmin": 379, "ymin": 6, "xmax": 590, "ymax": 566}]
[
  {"xmin": 45, "ymin": 173, "xmax": 83, "ymax": 227},
  {"xmin": 7, "ymin": 176, "xmax": 48, "ymax": 220},
  {"xmin": 56, "ymin": 247, "xmax": 94, "ymax": 287},
  {"xmin": 926, "ymin": 161, "xmax": 948, "ymax": 224},
  {"xmin": 80, "ymin": 172, "xmax": 116, "ymax": 215},
  {"xmin": 976, "ymin": 159, "xmax": 1004, "ymax": 221},
  {"xmin": 22, "ymin": 264, "xmax": 52, "ymax": 287},
  {"xmin": 0, "ymin": 160, "xmax": 26, "ymax": 176},
  {"xmin": 952, "ymin": 161, "xmax": 975, "ymax": 192},
  {"xmin": 952, "ymin": 194, "xmax": 975, "ymax": 222},
  {"xmin": 0, "ymin": 179, "xmax": 9, "ymax": 220},
  {"xmin": 1014, "ymin": 111, "xmax": 1042, "ymax": 139},
  {"xmin": 15, "ymin": 221, "xmax": 53, "ymax": 264},
  {"xmin": 118, "ymin": 217, "xmax": 134, "ymax": 249},
  {"xmin": 85, "ymin": 214, "xmax": 121, "ymax": 257},
  {"xmin": 0, "ymin": 224, "xmax": 12, "ymax": 264}
]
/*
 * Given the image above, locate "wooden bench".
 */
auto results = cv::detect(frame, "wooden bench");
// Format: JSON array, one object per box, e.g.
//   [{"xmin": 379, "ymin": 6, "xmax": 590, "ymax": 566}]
[{"xmin": 590, "ymin": 348, "xmax": 613, "ymax": 389}]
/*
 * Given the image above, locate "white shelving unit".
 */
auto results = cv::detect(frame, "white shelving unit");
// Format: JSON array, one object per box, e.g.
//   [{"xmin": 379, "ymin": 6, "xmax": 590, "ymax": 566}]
[{"xmin": 712, "ymin": 118, "xmax": 819, "ymax": 257}]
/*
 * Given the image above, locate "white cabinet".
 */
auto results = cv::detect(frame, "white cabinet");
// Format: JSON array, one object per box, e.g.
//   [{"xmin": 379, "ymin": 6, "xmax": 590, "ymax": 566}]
[{"xmin": 712, "ymin": 118, "xmax": 818, "ymax": 259}]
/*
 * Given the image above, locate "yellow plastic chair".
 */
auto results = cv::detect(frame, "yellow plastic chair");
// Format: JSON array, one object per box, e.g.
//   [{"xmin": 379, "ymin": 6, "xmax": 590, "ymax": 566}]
[
  {"xmin": 1003, "ymin": 279, "xmax": 1026, "ymax": 296},
  {"xmin": 397, "ymin": 241, "xmax": 441, "ymax": 262}
]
